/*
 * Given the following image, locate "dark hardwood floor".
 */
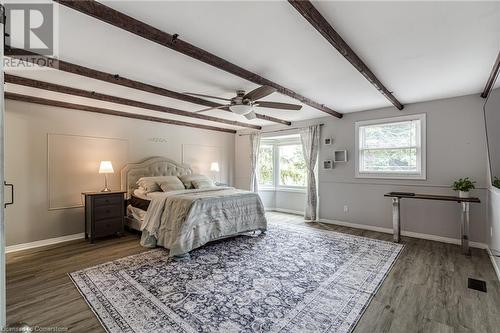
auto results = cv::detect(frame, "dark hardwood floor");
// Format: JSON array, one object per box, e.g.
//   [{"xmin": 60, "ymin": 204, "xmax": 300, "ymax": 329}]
[{"xmin": 6, "ymin": 212, "xmax": 500, "ymax": 332}]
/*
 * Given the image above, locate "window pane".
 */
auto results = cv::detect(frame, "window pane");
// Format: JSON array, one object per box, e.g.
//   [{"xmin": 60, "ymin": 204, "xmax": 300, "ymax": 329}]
[
  {"xmin": 258, "ymin": 145, "xmax": 273, "ymax": 185},
  {"xmin": 361, "ymin": 148, "xmax": 418, "ymax": 173},
  {"xmin": 279, "ymin": 145, "xmax": 306, "ymax": 186},
  {"xmin": 362, "ymin": 121, "xmax": 417, "ymax": 149}
]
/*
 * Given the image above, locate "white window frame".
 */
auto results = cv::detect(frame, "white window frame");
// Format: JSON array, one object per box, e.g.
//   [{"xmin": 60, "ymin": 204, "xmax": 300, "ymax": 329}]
[
  {"xmin": 355, "ymin": 113, "xmax": 427, "ymax": 180},
  {"xmin": 258, "ymin": 135, "xmax": 306, "ymax": 192}
]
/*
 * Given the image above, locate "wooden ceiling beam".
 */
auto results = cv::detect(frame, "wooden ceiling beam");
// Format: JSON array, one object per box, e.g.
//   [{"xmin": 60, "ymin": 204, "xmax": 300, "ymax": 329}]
[
  {"xmin": 5, "ymin": 92, "xmax": 237, "ymax": 134},
  {"xmin": 5, "ymin": 74, "xmax": 265, "ymax": 130},
  {"xmin": 54, "ymin": 0, "xmax": 342, "ymax": 119},
  {"xmin": 5, "ymin": 48, "xmax": 291, "ymax": 127},
  {"xmin": 5, "ymin": 49, "xmax": 261, "ymax": 130},
  {"xmin": 481, "ymin": 51, "xmax": 500, "ymax": 99},
  {"xmin": 288, "ymin": 0, "xmax": 404, "ymax": 110}
]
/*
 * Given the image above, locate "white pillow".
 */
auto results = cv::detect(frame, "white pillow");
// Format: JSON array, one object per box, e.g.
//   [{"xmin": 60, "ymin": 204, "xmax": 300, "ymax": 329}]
[
  {"xmin": 158, "ymin": 177, "xmax": 185, "ymax": 192},
  {"xmin": 179, "ymin": 174, "xmax": 212, "ymax": 189},
  {"xmin": 192, "ymin": 179, "xmax": 215, "ymax": 189},
  {"xmin": 136, "ymin": 176, "xmax": 184, "ymax": 193}
]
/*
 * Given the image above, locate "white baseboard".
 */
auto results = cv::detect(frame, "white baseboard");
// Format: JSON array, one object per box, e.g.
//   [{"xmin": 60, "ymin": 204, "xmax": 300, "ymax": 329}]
[
  {"xmin": 266, "ymin": 207, "xmax": 304, "ymax": 216},
  {"xmin": 318, "ymin": 218, "xmax": 488, "ymax": 249},
  {"xmin": 487, "ymin": 247, "xmax": 500, "ymax": 282},
  {"xmin": 6, "ymin": 233, "xmax": 85, "ymax": 254}
]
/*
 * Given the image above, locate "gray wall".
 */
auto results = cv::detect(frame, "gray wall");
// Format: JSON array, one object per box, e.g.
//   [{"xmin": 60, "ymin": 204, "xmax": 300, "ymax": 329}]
[
  {"xmin": 5, "ymin": 100, "xmax": 235, "ymax": 246},
  {"xmin": 236, "ymin": 93, "xmax": 488, "ymax": 242}
]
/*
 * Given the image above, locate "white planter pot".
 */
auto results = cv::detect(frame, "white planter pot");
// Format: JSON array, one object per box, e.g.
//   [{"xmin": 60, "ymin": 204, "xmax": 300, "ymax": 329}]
[{"xmin": 458, "ymin": 191, "xmax": 470, "ymax": 198}]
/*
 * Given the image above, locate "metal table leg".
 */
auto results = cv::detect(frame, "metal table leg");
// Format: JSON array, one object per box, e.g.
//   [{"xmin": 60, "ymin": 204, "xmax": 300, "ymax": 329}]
[
  {"xmin": 392, "ymin": 197, "xmax": 401, "ymax": 242},
  {"xmin": 461, "ymin": 202, "xmax": 471, "ymax": 256}
]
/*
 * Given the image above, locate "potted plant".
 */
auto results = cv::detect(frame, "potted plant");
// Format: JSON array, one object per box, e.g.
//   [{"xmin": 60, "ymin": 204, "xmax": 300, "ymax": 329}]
[
  {"xmin": 452, "ymin": 177, "xmax": 476, "ymax": 198},
  {"xmin": 493, "ymin": 177, "xmax": 500, "ymax": 189}
]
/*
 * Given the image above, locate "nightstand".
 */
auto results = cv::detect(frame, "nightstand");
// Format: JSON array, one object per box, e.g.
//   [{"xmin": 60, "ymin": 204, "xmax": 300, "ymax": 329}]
[{"xmin": 82, "ymin": 191, "xmax": 126, "ymax": 243}]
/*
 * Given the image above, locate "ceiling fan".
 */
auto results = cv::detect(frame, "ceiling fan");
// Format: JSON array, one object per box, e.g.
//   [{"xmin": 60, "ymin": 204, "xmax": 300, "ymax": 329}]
[{"xmin": 184, "ymin": 85, "xmax": 302, "ymax": 120}]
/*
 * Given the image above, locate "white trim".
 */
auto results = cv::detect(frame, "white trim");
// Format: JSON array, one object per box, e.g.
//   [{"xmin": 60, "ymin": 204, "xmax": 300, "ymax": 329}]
[
  {"xmin": 259, "ymin": 187, "xmax": 306, "ymax": 194},
  {"xmin": 487, "ymin": 247, "xmax": 500, "ymax": 283},
  {"xmin": 265, "ymin": 207, "xmax": 304, "ymax": 216},
  {"xmin": 276, "ymin": 188, "xmax": 306, "ymax": 194},
  {"xmin": 47, "ymin": 133, "xmax": 129, "ymax": 210},
  {"xmin": 355, "ymin": 113, "xmax": 427, "ymax": 180},
  {"xmin": 6, "ymin": 233, "xmax": 85, "ymax": 254},
  {"xmin": 318, "ymin": 218, "xmax": 487, "ymax": 249}
]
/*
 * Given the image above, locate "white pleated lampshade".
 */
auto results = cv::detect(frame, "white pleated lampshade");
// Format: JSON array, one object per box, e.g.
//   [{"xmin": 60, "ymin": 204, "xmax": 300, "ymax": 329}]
[
  {"xmin": 210, "ymin": 162, "xmax": 220, "ymax": 172},
  {"xmin": 98, "ymin": 161, "xmax": 114, "ymax": 174}
]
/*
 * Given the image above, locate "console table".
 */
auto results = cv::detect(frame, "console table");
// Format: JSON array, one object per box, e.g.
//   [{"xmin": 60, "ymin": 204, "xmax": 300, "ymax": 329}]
[{"xmin": 384, "ymin": 193, "xmax": 480, "ymax": 256}]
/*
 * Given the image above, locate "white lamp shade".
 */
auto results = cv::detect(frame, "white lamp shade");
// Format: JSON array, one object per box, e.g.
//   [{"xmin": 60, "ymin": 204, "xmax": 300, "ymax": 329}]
[
  {"xmin": 210, "ymin": 162, "xmax": 220, "ymax": 172},
  {"xmin": 99, "ymin": 161, "xmax": 114, "ymax": 174}
]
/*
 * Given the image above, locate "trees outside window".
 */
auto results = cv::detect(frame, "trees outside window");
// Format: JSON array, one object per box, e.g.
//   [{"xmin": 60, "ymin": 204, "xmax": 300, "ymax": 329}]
[
  {"xmin": 356, "ymin": 114, "xmax": 426, "ymax": 179},
  {"xmin": 257, "ymin": 135, "xmax": 307, "ymax": 189},
  {"xmin": 279, "ymin": 144, "xmax": 306, "ymax": 187},
  {"xmin": 257, "ymin": 145, "xmax": 273, "ymax": 186}
]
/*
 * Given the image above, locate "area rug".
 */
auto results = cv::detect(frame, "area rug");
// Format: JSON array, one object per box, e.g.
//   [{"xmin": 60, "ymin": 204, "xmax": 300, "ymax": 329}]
[{"xmin": 70, "ymin": 223, "xmax": 403, "ymax": 333}]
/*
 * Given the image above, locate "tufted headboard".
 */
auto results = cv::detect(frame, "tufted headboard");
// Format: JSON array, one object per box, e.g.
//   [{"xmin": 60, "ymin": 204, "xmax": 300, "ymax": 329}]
[{"xmin": 120, "ymin": 157, "xmax": 193, "ymax": 198}]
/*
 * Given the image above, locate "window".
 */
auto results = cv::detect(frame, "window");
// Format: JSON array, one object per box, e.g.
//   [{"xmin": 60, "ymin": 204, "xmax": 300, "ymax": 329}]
[
  {"xmin": 257, "ymin": 145, "xmax": 273, "ymax": 186},
  {"xmin": 279, "ymin": 144, "xmax": 306, "ymax": 187},
  {"xmin": 257, "ymin": 135, "xmax": 307, "ymax": 190},
  {"xmin": 355, "ymin": 114, "xmax": 426, "ymax": 179}
]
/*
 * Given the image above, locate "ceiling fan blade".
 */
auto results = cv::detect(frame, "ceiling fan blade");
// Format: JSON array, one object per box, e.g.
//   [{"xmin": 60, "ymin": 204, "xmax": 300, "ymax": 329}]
[
  {"xmin": 244, "ymin": 110, "xmax": 257, "ymax": 120},
  {"xmin": 195, "ymin": 105, "xmax": 230, "ymax": 113},
  {"xmin": 255, "ymin": 101, "xmax": 302, "ymax": 110},
  {"xmin": 243, "ymin": 85, "xmax": 277, "ymax": 101},
  {"xmin": 183, "ymin": 92, "xmax": 232, "ymax": 102}
]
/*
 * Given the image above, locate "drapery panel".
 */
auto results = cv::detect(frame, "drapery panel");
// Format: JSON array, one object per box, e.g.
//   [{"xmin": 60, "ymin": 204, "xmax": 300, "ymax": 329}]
[
  {"xmin": 300, "ymin": 125, "xmax": 320, "ymax": 221},
  {"xmin": 249, "ymin": 133, "xmax": 261, "ymax": 193}
]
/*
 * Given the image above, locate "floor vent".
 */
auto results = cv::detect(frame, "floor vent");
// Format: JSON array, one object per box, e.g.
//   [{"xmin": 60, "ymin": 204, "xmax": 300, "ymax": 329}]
[{"xmin": 468, "ymin": 278, "xmax": 487, "ymax": 292}]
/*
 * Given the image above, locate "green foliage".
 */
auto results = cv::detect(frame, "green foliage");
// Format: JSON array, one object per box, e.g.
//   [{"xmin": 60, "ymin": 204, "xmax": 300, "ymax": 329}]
[
  {"xmin": 361, "ymin": 121, "xmax": 418, "ymax": 172},
  {"xmin": 257, "ymin": 146, "xmax": 273, "ymax": 185},
  {"xmin": 257, "ymin": 143, "xmax": 307, "ymax": 187},
  {"xmin": 452, "ymin": 177, "xmax": 476, "ymax": 192},
  {"xmin": 493, "ymin": 177, "xmax": 500, "ymax": 189},
  {"xmin": 279, "ymin": 145, "xmax": 306, "ymax": 186}
]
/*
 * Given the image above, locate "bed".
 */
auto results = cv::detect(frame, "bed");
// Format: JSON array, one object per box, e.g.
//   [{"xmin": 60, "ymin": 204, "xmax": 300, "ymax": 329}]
[{"xmin": 121, "ymin": 157, "xmax": 267, "ymax": 257}]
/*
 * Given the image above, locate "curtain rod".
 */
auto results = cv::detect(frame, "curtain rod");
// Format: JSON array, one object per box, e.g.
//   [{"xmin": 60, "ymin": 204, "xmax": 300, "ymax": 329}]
[{"xmin": 238, "ymin": 123, "xmax": 324, "ymax": 136}]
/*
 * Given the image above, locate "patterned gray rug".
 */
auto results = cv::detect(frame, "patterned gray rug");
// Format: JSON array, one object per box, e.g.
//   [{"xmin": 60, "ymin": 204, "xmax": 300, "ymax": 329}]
[{"xmin": 70, "ymin": 223, "xmax": 403, "ymax": 333}]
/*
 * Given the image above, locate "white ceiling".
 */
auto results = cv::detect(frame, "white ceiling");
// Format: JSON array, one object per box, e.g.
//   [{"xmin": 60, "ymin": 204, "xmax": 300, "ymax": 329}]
[{"xmin": 5, "ymin": 1, "xmax": 500, "ymax": 130}]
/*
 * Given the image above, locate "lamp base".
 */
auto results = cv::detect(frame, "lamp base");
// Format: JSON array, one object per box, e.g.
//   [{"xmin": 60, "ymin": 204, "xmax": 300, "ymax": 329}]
[{"xmin": 101, "ymin": 174, "xmax": 111, "ymax": 192}]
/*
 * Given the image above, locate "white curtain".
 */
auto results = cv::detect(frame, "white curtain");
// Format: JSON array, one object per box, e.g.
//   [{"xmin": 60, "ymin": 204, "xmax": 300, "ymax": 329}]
[
  {"xmin": 249, "ymin": 133, "xmax": 261, "ymax": 193},
  {"xmin": 300, "ymin": 125, "xmax": 320, "ymax": 221}
]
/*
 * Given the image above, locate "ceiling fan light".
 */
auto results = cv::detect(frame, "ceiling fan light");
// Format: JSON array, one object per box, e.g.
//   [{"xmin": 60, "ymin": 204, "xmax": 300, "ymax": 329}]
[
  {"xmin": 229, "ymin": 104, "xmax": 253, "ymax": 115},
  {"xmin": 244, "ymin": 111, "xmax": 257, "ymax": 120}
]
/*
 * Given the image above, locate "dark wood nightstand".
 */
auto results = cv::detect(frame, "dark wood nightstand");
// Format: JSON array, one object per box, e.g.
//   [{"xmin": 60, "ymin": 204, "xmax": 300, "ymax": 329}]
[{"xmin": 82, "ymin": 191, "xmax": 126, "ymax": 243}]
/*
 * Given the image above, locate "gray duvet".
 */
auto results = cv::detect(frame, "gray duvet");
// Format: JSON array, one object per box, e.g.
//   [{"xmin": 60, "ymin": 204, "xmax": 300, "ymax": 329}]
[{"xmin": 140, "ymin": 187, "xmax": 267, "ymax": 257}]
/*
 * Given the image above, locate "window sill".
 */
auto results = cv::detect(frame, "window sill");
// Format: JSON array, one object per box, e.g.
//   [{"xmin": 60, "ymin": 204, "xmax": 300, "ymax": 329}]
[
  {"xmin": 258, "ymin": 187, "xmax": 306, "ymax": 194},
  {"xmin": 355, "ymin": 173, "xmax": 426, "ymax": 180}
]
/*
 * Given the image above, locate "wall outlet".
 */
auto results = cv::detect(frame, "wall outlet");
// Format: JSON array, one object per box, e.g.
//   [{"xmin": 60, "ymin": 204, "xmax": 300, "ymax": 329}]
[{"xmin": 343, "ymin": 205, "xmax": 349, "ymax": 213}]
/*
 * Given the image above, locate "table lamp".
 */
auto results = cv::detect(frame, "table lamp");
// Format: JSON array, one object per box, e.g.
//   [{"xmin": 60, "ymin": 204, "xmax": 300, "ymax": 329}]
[
  {"xmin": 99, "ymin": 161, "xmax": 114, "ymax": 192},
  {"xmin": 210, "ymin": 162, "xmax": 220, "ymax": 182}
]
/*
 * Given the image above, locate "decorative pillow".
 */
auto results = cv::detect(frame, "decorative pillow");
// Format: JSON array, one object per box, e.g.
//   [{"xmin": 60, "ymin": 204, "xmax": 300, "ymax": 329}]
[
  {"xmin": 179, "ymin": 174, "xmax": 212, "ymax": 189},
  {"xmin": 158, "ymin": 177, "xmax": 185, "ymax": 192},
  {"xmin": 192, "ymin": 179, "xmax": 215, "ymax": 189},
  {"xmin": 136, "ymin": 176, "xmax": 184, "ymax": 193},
  {"xmin": 136, "ymin": 178, "xmax": 161, "ymax": 193}
]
